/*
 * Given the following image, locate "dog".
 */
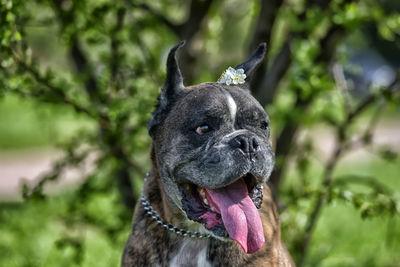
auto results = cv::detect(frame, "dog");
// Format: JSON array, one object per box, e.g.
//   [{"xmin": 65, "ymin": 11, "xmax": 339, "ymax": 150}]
[{"xmin": 122, "ymin": 41, "xmax": 294, "ymax": 266}]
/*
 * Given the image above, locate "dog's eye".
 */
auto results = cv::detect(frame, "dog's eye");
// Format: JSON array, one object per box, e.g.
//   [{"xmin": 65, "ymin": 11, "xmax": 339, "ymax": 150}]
[
  {"xmin": 195, "ymin": 125, "xmax": 211, "ymax": 135},
  {"xmin": 260, "ymin": 121, "xmax": 269, "ymax": 130}
]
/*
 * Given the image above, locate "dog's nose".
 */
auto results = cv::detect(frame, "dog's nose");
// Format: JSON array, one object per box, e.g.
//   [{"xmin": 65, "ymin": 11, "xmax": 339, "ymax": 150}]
[{"xmin": 230, "ymin": 135, "xmax": 260, "ymax": 154}]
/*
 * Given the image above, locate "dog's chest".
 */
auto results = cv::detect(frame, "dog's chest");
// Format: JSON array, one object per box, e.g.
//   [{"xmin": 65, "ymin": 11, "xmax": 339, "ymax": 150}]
[{"xmin": 169, "ymin": 239, "xmax": 211, "ymax": 267}]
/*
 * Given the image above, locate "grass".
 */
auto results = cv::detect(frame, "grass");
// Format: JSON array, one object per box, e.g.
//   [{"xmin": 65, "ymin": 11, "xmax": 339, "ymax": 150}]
[
  {"xmin": 291, "ymin": 157, "xmax": 400, "ymax": 267},
  {"xmin": 309, "ymin": 204, "xmax": 400, "ymax": 267}
]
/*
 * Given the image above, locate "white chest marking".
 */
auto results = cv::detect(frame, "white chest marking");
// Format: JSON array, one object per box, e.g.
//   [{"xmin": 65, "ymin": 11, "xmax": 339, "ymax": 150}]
[
  {"xmin": 197, "ymin": 247, "xmax": 210, "ymax": 267},
  {"xmin": 225, "ymin": 93, "xmax": 237, "ymax": 122},
  {"xmin": 169, "ymin": 239, "xmax": 211, "ymax": 267}
]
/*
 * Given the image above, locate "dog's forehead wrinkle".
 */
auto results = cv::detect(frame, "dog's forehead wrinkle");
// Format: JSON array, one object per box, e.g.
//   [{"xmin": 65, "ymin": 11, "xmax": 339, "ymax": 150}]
[{"xmin": 172, "ymin": 96, "xmax": 226, "ymax": 125}]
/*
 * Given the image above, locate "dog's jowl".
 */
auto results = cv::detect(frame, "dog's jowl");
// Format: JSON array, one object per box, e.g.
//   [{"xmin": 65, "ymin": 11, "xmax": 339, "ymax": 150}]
[{"xmin": 122, "ymin": 42, "xmax": 294, "ymax": 266}]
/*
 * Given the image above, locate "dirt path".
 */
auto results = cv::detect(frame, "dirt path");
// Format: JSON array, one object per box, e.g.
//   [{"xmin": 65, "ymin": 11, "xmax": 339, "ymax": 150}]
[
  {"xmin": 0, "ymin": 148, "xmax": 93, "ymax": 201},
  {"xmin": 1, "ymin": 125, "xmax": 399, "ymax": 201}
]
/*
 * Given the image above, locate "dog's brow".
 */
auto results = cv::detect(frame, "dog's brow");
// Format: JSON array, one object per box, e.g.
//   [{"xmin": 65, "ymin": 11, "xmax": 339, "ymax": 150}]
[{"xmin": 192, "ymin": 107, "xmax": 222, "ymax": 118}]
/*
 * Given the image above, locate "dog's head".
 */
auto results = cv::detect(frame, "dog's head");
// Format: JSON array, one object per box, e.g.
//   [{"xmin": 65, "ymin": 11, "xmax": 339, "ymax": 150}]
[{"xmin": 148, "ymin": 41, "xmax": 274, "ymax": 253}]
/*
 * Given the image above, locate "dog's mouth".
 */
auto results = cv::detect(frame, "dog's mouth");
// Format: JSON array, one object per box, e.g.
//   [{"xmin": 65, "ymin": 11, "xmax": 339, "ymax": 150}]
[{"xmin": 179, "ymin": 173, "xmax": 264, "ymax": 254}]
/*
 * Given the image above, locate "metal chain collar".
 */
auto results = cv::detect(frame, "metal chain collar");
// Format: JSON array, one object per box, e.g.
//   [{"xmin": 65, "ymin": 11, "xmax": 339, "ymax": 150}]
[{"xmin": 140, "ymin": 174, "xmax": 211, "ymax": 239}]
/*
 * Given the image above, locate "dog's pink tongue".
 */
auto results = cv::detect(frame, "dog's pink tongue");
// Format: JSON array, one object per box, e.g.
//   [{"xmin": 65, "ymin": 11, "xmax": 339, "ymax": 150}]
[{"xmin": 205, "ymin": 179, "xmax": 264, "ymax": 254}]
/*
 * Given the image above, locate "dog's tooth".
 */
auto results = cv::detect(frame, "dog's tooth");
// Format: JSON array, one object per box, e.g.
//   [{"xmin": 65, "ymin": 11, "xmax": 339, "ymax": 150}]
[
  {"xmin": 203, "ymin": 198, "xmax": 209, "ymax": 205},
  {"xmin": 210, "ymin": 206, "xmax": 215, "ymax": 212},
  {"xmin": 199, "ymin": 188, "xmax": 205, "ymax": 196}
]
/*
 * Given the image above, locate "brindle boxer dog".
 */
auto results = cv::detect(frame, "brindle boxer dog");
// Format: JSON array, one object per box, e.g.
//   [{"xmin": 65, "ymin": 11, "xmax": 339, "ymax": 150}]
[{"xmin": 122, "ymin": 41, "xmax": 294, "ymax": 266}]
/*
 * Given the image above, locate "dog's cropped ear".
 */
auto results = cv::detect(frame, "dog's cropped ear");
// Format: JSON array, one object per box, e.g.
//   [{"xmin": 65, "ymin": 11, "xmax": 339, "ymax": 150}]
[
  {"xmin": 235, "ymin": 42, "xmax": 266, "ymax": 82},
  {"xmin": 148, "ymin": 41, "xmax": 186, "ymax": 134}
]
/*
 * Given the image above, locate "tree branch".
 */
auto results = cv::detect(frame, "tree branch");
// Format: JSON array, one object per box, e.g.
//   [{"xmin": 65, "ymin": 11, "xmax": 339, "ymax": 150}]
[
  {"xmin": 23, "ymin": 144, "xmax": 92, "ymax": 200},
  {"xmin": 133, "ymin": 3, "xmax": 181, "ymax": 35},
  {"xmin": 269, "ymin": 24, "xmax": 347, "ymax": 192},
  {"xmin": 252, "ymin": 0, "xmax": 345, "ymax": 106},
  {"xmin": 133, "ymin": 0, "xmax": 213, "ymax": 41},
  {"xmin": 248, "ymin": 0, "xmax": 283, "ymax": 97},
  {"xmin": 175, "ymin": 0, "xmax": 214, "ymax": 83},
  {"xmin": 51, "ymin": 0, "xmax": 101, "ymax": 101},
  {"xmin": 131, "ymin": 0, "xmax": 214, "ymax": 83},
  {"xmin": 50, "ymin": 0, "xmax": 140, "ymax": 208},
  {"xmin": 297, "ymin": 78, "xmax": 399, "ymax": 266},
  {"xmin": 9, "ymin": 53, "xmax": 95, "ymax": 118},
  {"xmin": 332, "ymin": 62, "xmax": 352, "ymax": 112},
  {"xmin": 333, "ymin": 174, "xmax": 392, "ymax": 194},
  {"xmin": 177, "ymin": 0, "xmax": 213, "ymax": 40},
  {"xmin": 110, "ymin": 7, "xmax": 126, "ymax": 91},
  {"xmin": 254, "ymin": 39, "xmax": 292, "ymax": 105},
  {"xmin": 248, "ymin": 0, "xmax": 283, "ymax": 53},
  {"xmin": 297, "ymin": 144, "xmax": 342, "ymax": 267}
]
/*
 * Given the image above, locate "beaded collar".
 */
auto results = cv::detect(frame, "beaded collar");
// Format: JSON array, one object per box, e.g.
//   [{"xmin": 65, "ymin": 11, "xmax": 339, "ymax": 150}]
[{"xmin": 140, "ymin": 174, "xmax": 211, "ymax": 239}]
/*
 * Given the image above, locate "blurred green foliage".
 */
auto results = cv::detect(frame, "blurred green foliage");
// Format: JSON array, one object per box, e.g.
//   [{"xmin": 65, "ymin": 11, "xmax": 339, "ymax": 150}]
[
  {"xmin": 0, "ymin": 94, "xmax": 93, "ymax": 149},
  {"xmin": 0, "ymin": 0, "xmax": 400, "ymax": 266},
  {"xmin": 0, "ymin": 192, "xmax": 129, "ymax": 267}
]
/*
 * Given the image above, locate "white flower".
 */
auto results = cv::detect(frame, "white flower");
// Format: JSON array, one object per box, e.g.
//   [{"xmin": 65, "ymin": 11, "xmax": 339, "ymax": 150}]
[{"xmin": 217, "ymin": 67, "xmax": 246, "ymax": 85}]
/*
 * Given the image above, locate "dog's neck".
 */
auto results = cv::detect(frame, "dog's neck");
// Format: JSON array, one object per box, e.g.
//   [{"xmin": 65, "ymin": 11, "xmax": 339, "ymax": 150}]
[
  {"xmin": 142, "ymin": 172, "xmax": 196, "ymax": 231},
  {"xmin": 141, "ymin": 159, "xmax": 214, "ymax": 266}
]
